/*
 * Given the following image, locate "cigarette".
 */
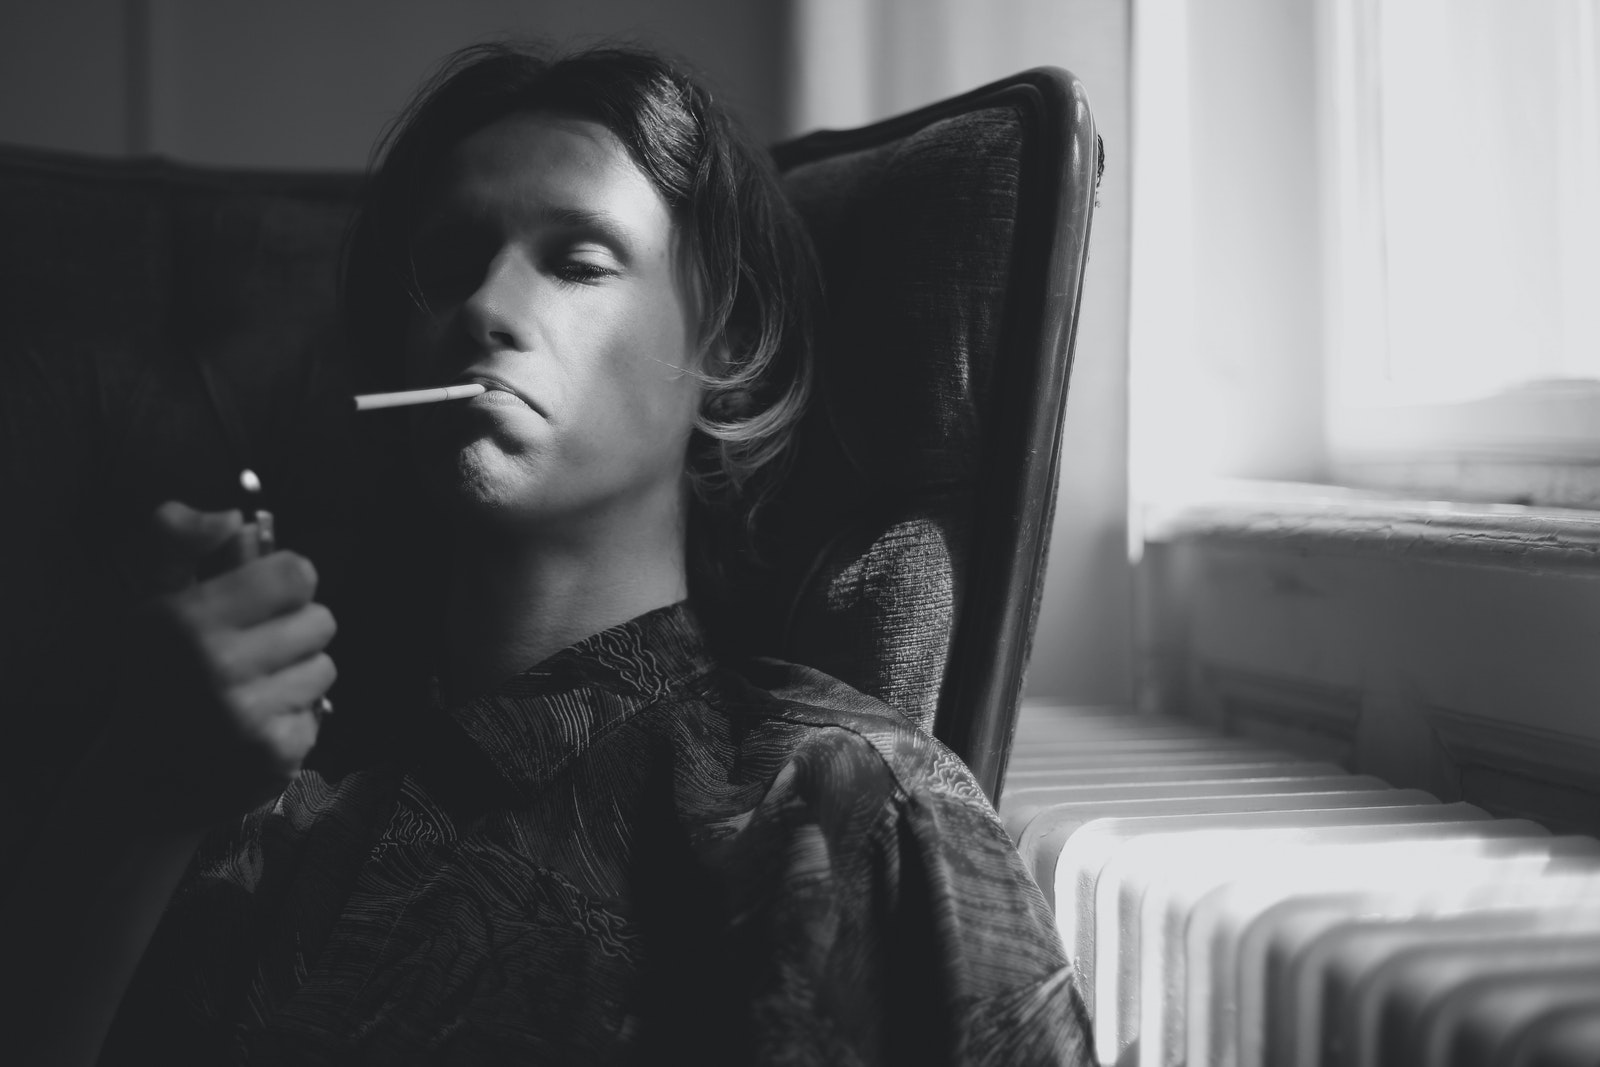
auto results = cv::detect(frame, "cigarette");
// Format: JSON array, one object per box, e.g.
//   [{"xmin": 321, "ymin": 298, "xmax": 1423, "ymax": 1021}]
[{"xmin": 352, "ymin": 383, "xmax": 487, "ymax": 411}]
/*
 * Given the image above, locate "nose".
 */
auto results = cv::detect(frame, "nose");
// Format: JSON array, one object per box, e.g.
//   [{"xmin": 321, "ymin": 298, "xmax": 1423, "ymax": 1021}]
[{"xmin": 460, "ymin": 247, "xmax": 536, "ymax": 353}]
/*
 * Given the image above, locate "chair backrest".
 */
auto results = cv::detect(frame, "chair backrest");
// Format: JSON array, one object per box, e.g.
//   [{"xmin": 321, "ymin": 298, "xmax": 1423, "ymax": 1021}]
[{"xmin": 760, "ymin": 68, "xmax": 1099, "ymax": 801}]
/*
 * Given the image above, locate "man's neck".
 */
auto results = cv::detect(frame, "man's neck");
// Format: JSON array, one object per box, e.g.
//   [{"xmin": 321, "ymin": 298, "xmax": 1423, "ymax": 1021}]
[{"xmin": 437, "ymin": 494, "xmax": 689, "ymax": 705}]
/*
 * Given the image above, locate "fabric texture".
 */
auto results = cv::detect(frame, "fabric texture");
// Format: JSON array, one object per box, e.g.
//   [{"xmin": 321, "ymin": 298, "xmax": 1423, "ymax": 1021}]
[
  {"xmin": 101, "ymin": 603, "xmax": 1092, "ymax": 1066},
  {"xmin": 760, "ymin": 107, "xmax": 1026, "ymax": 734}
]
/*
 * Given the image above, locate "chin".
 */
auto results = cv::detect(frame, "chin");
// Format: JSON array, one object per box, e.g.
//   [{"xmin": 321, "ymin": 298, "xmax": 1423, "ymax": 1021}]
[{"xmin": 414, "ymin": 441, "xmax": 527, "ymax": 522}]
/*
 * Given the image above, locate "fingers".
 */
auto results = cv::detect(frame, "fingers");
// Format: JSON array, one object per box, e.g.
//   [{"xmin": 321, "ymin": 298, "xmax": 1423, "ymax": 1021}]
[
  {"xmin": 152, "ymin": 500, "xmax": 245, "ymax": 554},
  {"xmin": 146, "ymin": 549, "xmax": 330, "ymax": 706},
  {"xmin": 204, "ymin": 602, "xmax": 338, "ymax": 685},
  {"xmin": 121, "ymin": 504, "xmax": 340, "ymax": 822},
  {"xmin": 147, "ymin": 502, "xmax": 246, "ymax": 593},
  {"xmin": 228, "ymin": 651, "xmax": 337, "ymax": 726},
  {"xmin": 226, "ymin": 653, "xmax": 337, "ymax": 778},
  {"xmin": 183, "ymin": 551, "xmax": 320, "ymax": 630}
]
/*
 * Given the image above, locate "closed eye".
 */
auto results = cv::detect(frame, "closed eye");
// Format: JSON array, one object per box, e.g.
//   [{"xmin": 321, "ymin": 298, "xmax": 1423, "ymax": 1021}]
[{"xmin": 552, "ymin": 260, "xmax": 618, "ymax": 285}]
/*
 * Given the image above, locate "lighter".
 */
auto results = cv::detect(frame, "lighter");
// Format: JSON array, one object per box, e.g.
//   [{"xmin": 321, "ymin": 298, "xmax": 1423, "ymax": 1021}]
[
  {"xmin": 238, "ymin": 468, "xmax": 276, "ymax": 561},
  {"xmin": 237, "ymin": 468, "xmax": 332, "ymax": 722}
]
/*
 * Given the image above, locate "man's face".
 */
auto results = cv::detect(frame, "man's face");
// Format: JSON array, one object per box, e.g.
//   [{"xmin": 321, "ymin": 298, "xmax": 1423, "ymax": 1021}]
[{"xmin": 402, "ymin": 111, "xmax": 704, "ymax": 535}]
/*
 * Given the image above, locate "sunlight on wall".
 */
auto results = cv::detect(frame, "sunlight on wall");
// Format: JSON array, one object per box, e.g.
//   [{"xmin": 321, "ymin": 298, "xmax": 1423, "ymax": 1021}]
[
  {"xmin": 1128, "ymin": 0, "xmax": 1211, "ymax": 525},
  {"xmin": 1129, "ymin": 0, "xmax": 1328, "ymax": 517}
]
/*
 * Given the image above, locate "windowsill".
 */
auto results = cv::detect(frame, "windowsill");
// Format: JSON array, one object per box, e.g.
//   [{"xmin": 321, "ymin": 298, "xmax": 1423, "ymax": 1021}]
[
  {"xmin": 1326, "ymin": 383, "xmax": 1600, "ymax": 510},
  {"xmin": 1142, "ymin": 479, "xmax": 1600, "ymax": 573}
]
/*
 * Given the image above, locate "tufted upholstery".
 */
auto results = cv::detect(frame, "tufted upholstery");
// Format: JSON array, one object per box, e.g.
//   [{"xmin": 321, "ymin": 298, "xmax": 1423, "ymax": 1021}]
[{"xmin": 0, "ymin": 68, "xmax": 1097, "ymax": 874}]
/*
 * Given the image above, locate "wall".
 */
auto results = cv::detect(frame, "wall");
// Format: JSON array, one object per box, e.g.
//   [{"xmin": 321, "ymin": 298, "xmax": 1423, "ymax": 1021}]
[
  {"xmin": 1129, "ymin": 0, "xmax": 1328, "ymax": 544},
  {"xmin": 0, "ymin": 0, "xmax": 133, "ymax": 156},
  {"xmin": 1185, "ymin": 0, "xmax": 1326, "ymax": 482},
  {"xmin": 1034, "ymin": 0, "xmax": 1134, "ymax": 706},
  {"xmin": 0, "ymin": 0, "xmax": 790, "ymax": 167}
]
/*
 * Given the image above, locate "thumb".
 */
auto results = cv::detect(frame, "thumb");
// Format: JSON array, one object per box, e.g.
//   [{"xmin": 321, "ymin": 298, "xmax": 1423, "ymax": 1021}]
[{"xmin": 149, "ymin": 501, "xmax": 245, "ymax": 592}]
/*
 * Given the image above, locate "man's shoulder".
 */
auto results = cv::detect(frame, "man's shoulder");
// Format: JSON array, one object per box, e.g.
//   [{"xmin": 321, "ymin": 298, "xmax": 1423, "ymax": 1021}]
[
  {"xmin": 688, "ymin": 656, "xmax": 990, "ymax": 811},
  {"xmin": 696, "ymin": 655, "xmax": 915, "ymax": 743}
]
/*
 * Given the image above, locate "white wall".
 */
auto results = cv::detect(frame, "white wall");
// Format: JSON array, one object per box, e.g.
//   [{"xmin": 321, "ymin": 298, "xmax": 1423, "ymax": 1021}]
[
  {"xmin": 0, "ymin": 0, "xmax": 790, "ymax": 167},
  {"xmin": 1131, "ymin": 0, "xmax": 1327, "ymax": 496},
  {"xmin": 1186, "ymin": 0, "xmax": 1326, "ymax": 482},
  {"xmin": 1031, "ymin": 0, "xmax": 1135, "ymax": 706}
]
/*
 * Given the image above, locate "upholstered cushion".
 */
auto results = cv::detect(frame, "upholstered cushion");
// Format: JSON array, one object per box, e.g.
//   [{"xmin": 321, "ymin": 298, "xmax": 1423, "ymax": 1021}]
[{"xmin": 768, "ymin": 107, "xmax": 1024, "ymax": 732}]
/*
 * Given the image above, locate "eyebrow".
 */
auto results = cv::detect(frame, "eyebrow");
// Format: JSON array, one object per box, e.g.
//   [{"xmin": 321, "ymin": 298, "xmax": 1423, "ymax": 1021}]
[
  {"xmin": 535, "ymin": 206, "xmax": 636, "ymax": 258},
  {"xmin": 411, "ymin": 198, "xmax": 643, "ymax": 268}
]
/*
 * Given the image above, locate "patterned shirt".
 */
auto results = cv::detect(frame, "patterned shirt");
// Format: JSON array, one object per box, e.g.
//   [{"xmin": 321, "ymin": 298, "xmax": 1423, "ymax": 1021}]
[{"xmin": 103, "ymin": 602, "xmax": 1093, "ymax": 1065}]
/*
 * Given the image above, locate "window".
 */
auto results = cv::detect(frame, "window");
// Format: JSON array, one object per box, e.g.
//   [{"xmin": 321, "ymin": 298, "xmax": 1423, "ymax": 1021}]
[
  {"xmin": 1132, "ymin": 0, "xmax": 1600, "ymax": 511},
  {"xmin": 1326, "ymin": 0, "xmax": 1600, "ymax": 505}
]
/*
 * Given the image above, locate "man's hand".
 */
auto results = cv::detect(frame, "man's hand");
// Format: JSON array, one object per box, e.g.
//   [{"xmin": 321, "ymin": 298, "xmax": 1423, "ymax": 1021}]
[{"xmin": 111, "ymin": 501, "xmax": 338, "ymax": 826}]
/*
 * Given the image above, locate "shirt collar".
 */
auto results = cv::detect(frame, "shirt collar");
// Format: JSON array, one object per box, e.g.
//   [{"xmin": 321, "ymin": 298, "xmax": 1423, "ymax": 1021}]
[{"xmin": 423, "ymin": 600, "xmax": 714, "ymax": 796}]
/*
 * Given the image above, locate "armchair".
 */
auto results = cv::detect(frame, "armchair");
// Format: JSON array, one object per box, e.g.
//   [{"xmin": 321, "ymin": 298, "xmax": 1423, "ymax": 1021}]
[{"xmin": 0, "ymin": 67, "xmax": 1098, "ymax": 882}]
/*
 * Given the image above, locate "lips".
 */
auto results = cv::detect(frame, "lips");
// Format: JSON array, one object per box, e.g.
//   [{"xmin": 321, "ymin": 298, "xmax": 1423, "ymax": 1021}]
[{"xmin": 456, "ymin": 372, "xmax": 545, "ymax": 417}]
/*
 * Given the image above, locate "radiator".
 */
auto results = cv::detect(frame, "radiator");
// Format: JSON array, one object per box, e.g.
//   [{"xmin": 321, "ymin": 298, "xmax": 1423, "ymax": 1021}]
[{"xmin": 999, "ymin": 704, "xmax": 1600, "ymax": 1067}]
